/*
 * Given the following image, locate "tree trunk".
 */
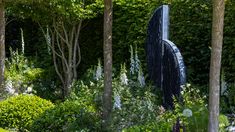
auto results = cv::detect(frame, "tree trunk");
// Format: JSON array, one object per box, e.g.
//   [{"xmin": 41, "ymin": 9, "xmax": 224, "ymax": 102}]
[
  {"xmin": 102, "ymin": 0, "xmax": 113, "ymax": 131},
  {"xmin": 0, "ymin": 0, "xmax": 5, "ymax": 93},
  {"xmin": 208, "ymin": 0, "xmax": 225, "ymax": 131}
]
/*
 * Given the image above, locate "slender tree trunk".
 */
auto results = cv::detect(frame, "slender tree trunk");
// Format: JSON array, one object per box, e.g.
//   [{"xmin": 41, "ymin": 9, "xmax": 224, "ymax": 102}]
[
  {"xmin": 0, "ymin": 0, "xmax": 5, "ymax": 93},
  {"xmin": 208, "ymin": 0, "xmax": 225, "ymax": 131},
  {"xmin": 102, "ymin": 0, "xmax": 113, "ymax": 130}
]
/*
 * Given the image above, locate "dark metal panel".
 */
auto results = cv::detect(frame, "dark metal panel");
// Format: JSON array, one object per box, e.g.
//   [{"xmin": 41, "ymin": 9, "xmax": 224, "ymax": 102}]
[{"xmin": 146, "ymin": 5, "xmax": 186, "ymax": 108}]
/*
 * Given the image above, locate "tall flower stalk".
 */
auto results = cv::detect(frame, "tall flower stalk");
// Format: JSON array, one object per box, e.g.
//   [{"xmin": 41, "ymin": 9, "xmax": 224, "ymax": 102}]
[
  {"xmin": 20, "ymin": 28, "xmax": 25, "ymax": 54},
  {"xmin": 46, "ymin": 26, "xmax": 51, "ymax": 55},
  {"xmin": 134, "ymin": 45, "xmax": 140, "ymax": 73},
  {"xmin": 120, "ymin": 63, "xmax": 128, "ymax": 85},
  {"xmin": 94, "ymin": 59, "xmax": 103, "ymax": 80},
  {"xmin": 138, "ymin": 65, "xmax": 145, "ymax": 87},
  {"xmin": 130, "ymin": 45, "xmax": 135, "ymax": 75}
]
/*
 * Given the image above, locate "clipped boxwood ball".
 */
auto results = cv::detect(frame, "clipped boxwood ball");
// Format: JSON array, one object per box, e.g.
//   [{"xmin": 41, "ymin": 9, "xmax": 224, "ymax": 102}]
[{"xmin": 0, "ymin": 94, "xmax": 54, "ymax": 131}]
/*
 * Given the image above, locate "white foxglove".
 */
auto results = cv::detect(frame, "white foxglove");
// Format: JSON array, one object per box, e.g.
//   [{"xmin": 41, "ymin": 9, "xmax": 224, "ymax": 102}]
[
  {"xmin": 130, "ymin": 45, "xmax": 135, "ymax": 75},
  {"xmin": 138, "ymin": 66, "xmax": 145, "ymax": 87},
  {"xmin": 5, "ymin": 80, "xmax": 15, "ymax": 94},
  {"xmin": 120, "ymin": 64, "xmax": 128, "ymax": 85},
  {"xmin": 134, "ymin": 46, "xmax": 140, "ymax": 73},
  {"xmin": 94, "ymin": 59, "xmax": 102, "ymax": 80},
  {"xmin": 113, "ymin": 95, "xmax": 121, "ymax": 110}
]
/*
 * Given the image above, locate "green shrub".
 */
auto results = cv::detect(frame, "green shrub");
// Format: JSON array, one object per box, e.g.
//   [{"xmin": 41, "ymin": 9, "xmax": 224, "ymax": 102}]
[
  {"xmin": 0, "ymin": 95, "xmax": 54, "ymax": 131},
  {"xmin": 71, "ymin": 58, "xmax": 161, "ymax": 131},
  {"xmin": 5, "ymin": 49, "xmax": 44, "ymax": 95},
  {"xmin": 0, "ymin": 128, "xmax": 9, "ymax": 132},
  {"xmin": 123, "ymin": 121, "xmax": 172, "ymax": 132},
  {"xmin": 31, "ymin": 100, "xmax": 100, "ymax": 132}
]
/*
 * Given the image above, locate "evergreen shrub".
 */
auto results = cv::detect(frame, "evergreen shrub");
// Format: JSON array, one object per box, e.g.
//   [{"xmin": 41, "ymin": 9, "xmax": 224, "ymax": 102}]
[
  {"xmin": 0, "ymin": 95, "xmax": 54, "ymax": 131},
  {"xmin": 30, "ymin": 100, "xmax": 100, "ymax": 132}
]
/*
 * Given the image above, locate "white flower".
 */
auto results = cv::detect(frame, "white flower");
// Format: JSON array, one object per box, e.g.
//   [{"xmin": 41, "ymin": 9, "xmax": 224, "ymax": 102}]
[
  {"xmin": 26, "ymin": 86, "xmax": 33, "ymax": 93},
  {"xmin": 113, "ymin": 95, "xmax": 121, "ymax": 110},
  {"xmin": 90, "ymin": 81, "xmax": 95, "ymax": 86},
  {"xmin": 120, "ymin": 63, "xmax": 128, "ymax": 85},
  {"xmin": 158, "ymin": 106, "xmax": 165, "ymax": 114},
  {"xmin": 226, "ymin": 125, "xmax": 235, "ymax": 132},
  {"xmin": 183, "ymin": 108, "xmax": 193, "ymax": 117},
  {"xmin": 134, "ymin": 49, "xmax": 140, "ymax": 73},
  {"xmin": 94, "ymin": 59, "xmax": 102, "ymax": 80},
  {"xmin": 138, "ymin": 67, "xmax": 145, "ymax": 87},
  {"xmin": 120, "ymin": 73, "xmax": 128, "ymax": 85},
  {"xmin": 5, "ymin": 80, "xmax": 15, "ymax": 94},
  {"xmin": 130, "ymin": 45, "xmax": 135, "ymax": 75}
]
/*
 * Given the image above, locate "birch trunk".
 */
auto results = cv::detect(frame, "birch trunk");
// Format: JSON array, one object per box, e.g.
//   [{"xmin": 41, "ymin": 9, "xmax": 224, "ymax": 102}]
[
  {"xmin": 102, "ymin": 0, "xmax": 113, "ymax": 130},
  {"xmin": 208, "ymin": 0, "xmax": 225, "ymax": 131},
  {"xmin": 0, "ymin": 0, "xmax": 5, "ymax": 93}
]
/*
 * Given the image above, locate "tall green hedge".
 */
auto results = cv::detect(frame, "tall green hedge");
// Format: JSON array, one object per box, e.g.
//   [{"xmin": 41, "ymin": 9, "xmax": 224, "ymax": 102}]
[{"xmin": 110, "ymin": 0, "xmax": 235, "ymax": 87}]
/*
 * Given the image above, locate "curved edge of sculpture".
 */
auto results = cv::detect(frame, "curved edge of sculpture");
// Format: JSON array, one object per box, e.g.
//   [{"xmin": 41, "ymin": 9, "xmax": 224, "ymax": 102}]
[{"xmin": 162, "ymin": 39, "xmax": 186, "ymax": 86}]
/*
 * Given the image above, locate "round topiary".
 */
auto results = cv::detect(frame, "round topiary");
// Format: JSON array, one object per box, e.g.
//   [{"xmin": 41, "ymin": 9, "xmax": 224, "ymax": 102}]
[
  {"xmin": 31, "ymin": 100, "xmax": 100, "ymax": 132},
  {"xmin": 0, "ymin": 94, "xmax": 54, "ymax": 131}
]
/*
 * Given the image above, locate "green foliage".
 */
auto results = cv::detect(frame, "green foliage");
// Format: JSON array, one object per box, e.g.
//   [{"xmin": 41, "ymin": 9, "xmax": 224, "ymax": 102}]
[
  {"xmin": 173, "ymin": 84, "xmax": 209, "ymax": 131},
  {"xmin": 5, "ymin": 49, "xmax": 44, "ymax": 94},
  {"xmin": 0, "ymin": 95, "xmax": 54, "ymax": 131},
  {"xmin": 31, "ymin": 100, "xmax": 100, "ymax": 132},
  {"xmin": 7, "ymin": 0, "xmax": 103, "ymax": 24},
  {"xmin": 124, "ymin": 84, "xmax": 229, "ymax": 131},
  {"xmin": 168, "ymin": 0, "xmax": 212, "ymax": 86},
  {"xmin": 219, "ymin": 114, "xmax": 230, "ymax": 132},
  {"xmin": 124, "ymin": 84, "xmax": 209, "ymax": 132},
  {"xmin": 123, "ymin": 121, "xmax": 172, "ymax": 132},
  {"xmin": 0, "ymin": 128, "xmax": 9, "ymax": 132},
  {"xmin": 220, "ymin": 83, "xmax": 235, "ymax": 114},
  {"xmin": 112, "ymin": 0, "xmax": 162, "ymax": 66},
  {"xmin": 70, "ymin": 57, "xmax": 161, "ymax": 131},
  {"xmin": 112, "ymin": 0, "xmax": 235, "ymax": 89}
]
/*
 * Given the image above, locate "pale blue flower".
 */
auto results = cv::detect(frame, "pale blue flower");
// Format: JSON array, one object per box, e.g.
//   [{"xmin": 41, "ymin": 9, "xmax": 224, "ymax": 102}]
[
  {"xmin": 183, "ymin": 108, "xmax": 193, "ymax": 117},
  {"xmin": 113, "ymin": 95, "xmax": 121, "ymax": 110}
]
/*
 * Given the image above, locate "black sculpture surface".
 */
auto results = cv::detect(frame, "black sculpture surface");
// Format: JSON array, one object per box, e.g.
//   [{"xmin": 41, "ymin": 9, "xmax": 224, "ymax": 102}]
[{"xmin": 146, "ymin": 5, "xmax": 186, "ymax": 108}]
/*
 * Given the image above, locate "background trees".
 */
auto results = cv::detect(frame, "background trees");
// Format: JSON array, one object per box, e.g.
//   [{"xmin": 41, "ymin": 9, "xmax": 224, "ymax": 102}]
[{"xmin": 6, "ymin": 0, "xmax": 103, "ymax": 98}]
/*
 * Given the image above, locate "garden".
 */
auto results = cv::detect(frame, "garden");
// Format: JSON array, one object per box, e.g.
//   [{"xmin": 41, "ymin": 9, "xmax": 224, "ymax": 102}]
[{"xmin": 0, "ymin": 0, "xmax": 235, "ymax": 131}]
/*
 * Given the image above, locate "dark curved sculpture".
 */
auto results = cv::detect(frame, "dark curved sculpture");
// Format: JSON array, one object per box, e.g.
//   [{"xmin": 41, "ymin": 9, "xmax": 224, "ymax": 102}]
[{"xmin": 146, "ymin": 5, "xmax": 186, "ymax": 108}]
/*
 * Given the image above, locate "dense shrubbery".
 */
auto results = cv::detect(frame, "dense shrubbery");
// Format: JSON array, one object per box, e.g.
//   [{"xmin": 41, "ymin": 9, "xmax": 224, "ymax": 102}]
[
  {"xmin": 4, "ymin": 49, "xmax": 44, "ymax": 95},
  {"xmin": 124, "ymin": 84, "xmax": 229, "ymax": 131},
  {"xmin": 0, "ymin": 95, "xmax": 54, "ymax": 131},
  {"xmin": 31, "ymin": 100, "xmax": 100, "ymax": 132}
]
